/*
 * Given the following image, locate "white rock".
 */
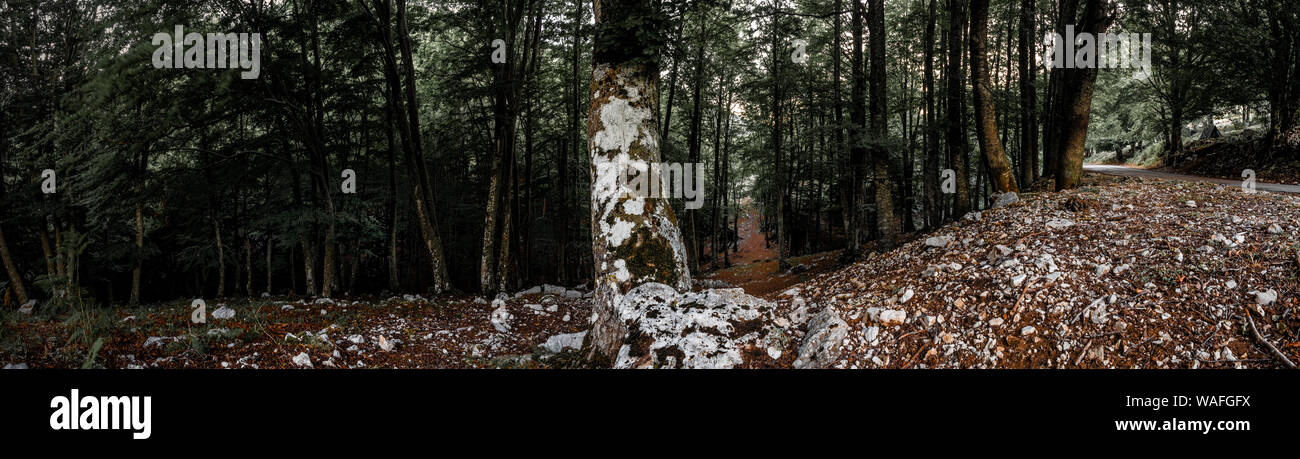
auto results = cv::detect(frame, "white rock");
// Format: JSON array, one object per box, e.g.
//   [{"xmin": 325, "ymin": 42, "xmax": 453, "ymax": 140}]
[
  {"xmin": 1094, "ymin": 264, "xmax": 1112, "ymax": 276},
  {"xmin": 1185, "ymin": 200, "xmax": 1197, "ymax": 208},
  {"xmin": 1046, "ymin": 218, "xmax": 1074, "ymax": 229},
  {"xmin": 924, "ymin": 236, "xmax": 952, "ymax": 248},
  {"xmin": 1021, "ymin": 326, "xmax": 1036, "ymax": 336},
  {"xmin": 1226, "ymin": 280, "xmax": 1237, "ymax": 289},
  {"xmin": 988, "ymin": 318, "xmax": 1004, "ymax": 326},
  {"xmin": 212, "ymin": 305, "xmax": 235, "ymax": 320},
  {"xmin": 1251, "ymin": 289, "xmax": 1278, "ymax": 306},
  {"xmin": 899, "ymin": 289, "xmax": 915, "ymax": 304},
  {"xmin": 1011, "ymin": 274, "xmax": 1028, "ymax": 287},
  {"xmin": 864, "ymin": 326, "xmax": 880, "ymax": 344},
  {"xmin": 17, "ymin": 300, "xmax": 36, "ymax": 315},
  {"xmin": 540, "ymin": 331, "xmax": 588, "ymax": 354},
  {"xmin": 490, "ymin": 304, "xmax": 513, "ymax": 333},
  {"xmin": 314, "ymin": 297, "xmax": 334, "ymax": 305},
  {"xmin": 3, "ymin": 363, "xmax": 29, "ymax": 369},
  {"xmin": 377, "ymin": 335, "xmax": 394, "ymax": 352},
  {"xmin": 1267, "ymin": 223, "xmax": 1283, "ymax": 234},
  {"xmin": 292, "ymin": 352, "xmax": 313, "ymax": 368},
  {"xmin": 794, "ymin": 306, "xmax": 849, "ymax": 369},
  {"xmin": 879, "ymin": 309, "xmax": 907, "ymax": 325},
  {"xmin": 992, "ymin": 192, "xmax": 1019, "ymax": 208},
  {"xmin": 347, "ymin": 334, "xmax": 364, "ymax": 344}
]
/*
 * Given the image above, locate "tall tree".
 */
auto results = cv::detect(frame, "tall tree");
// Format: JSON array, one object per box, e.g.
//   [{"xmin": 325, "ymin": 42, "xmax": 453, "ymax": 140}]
[
  {"xmin": 945, "ymin": 0, "xmax": 971, "ymax": 217},
  {"xmin": 923, "ymin": 0, "xmax": 940, "ymax": 228},
  {"xmin": 1052, "ymin": 0, "xmax": 1113, "ymax": 190},
  {"xmin": 1017, "ymin": 0, "xmax": 1038, "ymax": 185},
  {"xmin": 867, "ymin": 0, "xmax": 899, "ymax": 248},
  {"xmin": 969, "ymin": 0, "xmax": 1019, "ymax": 193},
  {"xmin": 585, "ymin": 0, "xmax": 691, "ymax": 363}
]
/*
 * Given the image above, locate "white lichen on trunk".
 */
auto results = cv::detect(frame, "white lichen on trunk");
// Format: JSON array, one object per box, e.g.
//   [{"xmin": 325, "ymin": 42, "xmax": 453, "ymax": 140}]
[{"xmin": 587, "ymin": 62, "xmax": 694, "ymax": 362}]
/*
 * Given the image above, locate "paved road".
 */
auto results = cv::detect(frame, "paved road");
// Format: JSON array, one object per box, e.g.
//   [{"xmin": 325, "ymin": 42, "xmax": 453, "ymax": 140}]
[{"xmin": 1083, "ymin": 164, "xmax": 1300, "ymax": 195}]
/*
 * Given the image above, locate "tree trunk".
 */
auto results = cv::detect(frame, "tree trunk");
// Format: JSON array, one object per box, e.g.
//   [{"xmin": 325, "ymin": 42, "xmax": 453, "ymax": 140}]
[
  {"xmin": 0, "ymin": 226, "xmax": 27, "ymax": 305},
  {"xmin": 848, "ymin": 0, "xmax": 868, "ymax": 254},
  {"xmin": 586, "ymin": 0, "xmax": 692, "ymax": 364},
  {"xmin": 215, "ymin": 218, "xmax": 226, "ymax": 298},
  {"xmin": 1018, "ymin": 0, "xmax": 1038, "ymax": 185},
  {"xmin": 868, "ymin": 0, "xmax": 900, "ymax": 249},
  {"xmin": 369, "ymin": 0, "xmax": 451, "ymax": 294},
  {"xmin": 946, "ymin": 0, "xmax": 971, "ymax": 217},
  {"xmin": 923, "ymin": 0, "xmax": 940, "ymax": 229},
  {"xmin": 1053, "ymin": 0, "xmax": 1110, "ymax": 190},
  {"xmin": 688, "ymin": 14, "xmax": 708, "ymax": 272},
  {"xmin": 129, "ymin": 202, "xmax": 143, "ymax": 305},
  {"xmin": 970, "ymin": 0, "xmax": 1019, "ymax": 194},
  {"xmin": 265, "ymin": 236, "xmax": 273, "ymax": 295}
]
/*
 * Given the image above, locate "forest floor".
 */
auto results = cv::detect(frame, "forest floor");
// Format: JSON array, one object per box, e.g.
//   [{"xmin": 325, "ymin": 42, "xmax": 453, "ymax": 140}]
[
  {"xmin": 3, "ymin": 173, "xmax": 1298, "ymax": 369},
  {"xmin": 767, "ymin": 172, "xmax": 1300, "ymax": 368}
]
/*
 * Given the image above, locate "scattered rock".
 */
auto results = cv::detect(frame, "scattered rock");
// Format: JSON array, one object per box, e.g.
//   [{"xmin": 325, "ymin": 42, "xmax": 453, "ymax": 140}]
[
  {"xmin": 1250, "ymin": 289, "xmax": 1278, "ymax": 306},
  {"xmin": 794, "ymin": 306, "xmax": 849, "ymax": 369},
  {"xmin": 490, "ymin": 302, "xmax": 513, "ymax": 333},
  {"xmin": 924, "ymin": 236, "xmax": 952, "ymax": 248},
  {"xmin": 3, "ymin": 363, "xmax": 28, "ymax": 369},
  {"xmin": 1046, "ymin": 218, "xmax": 1074, "ymax": 229},
  {"xmin": 988, "ymin": 318, "xmax": 1004, "ymax": 327},
  {"xmin": 212, "ymin": 305, "xmax": 235, "ymax": 320},
  {"xmin": 879, "ymin": 309, "xmax": 907, "ymax": 325},
  {"xmin": 17, "ymin": 300, "xmax": 36, "ymax": 315},
  {"xmin": 992, "ymin": 192, "xmax": 1019, "ymax": 208},
  {"xmin": 292, "ymin": 352, "xmax": 313, "ymax": 368},
  {"xmin": 540, "ymin": 331, "xmax": 588, "ymax": 354},
  {"xmin": 1021, "ymin": 326, "xmax": 1036, "ymax": 336},
  {"xmin": 377, "ymin": 335, "xmax": 394, "ymax": 352}
]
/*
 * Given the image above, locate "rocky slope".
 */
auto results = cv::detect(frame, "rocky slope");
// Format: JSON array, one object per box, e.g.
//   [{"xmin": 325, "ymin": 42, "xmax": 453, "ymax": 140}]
[{"xmin": 771, "ymin": 173, "xmax": 1300, "ymax": 369}]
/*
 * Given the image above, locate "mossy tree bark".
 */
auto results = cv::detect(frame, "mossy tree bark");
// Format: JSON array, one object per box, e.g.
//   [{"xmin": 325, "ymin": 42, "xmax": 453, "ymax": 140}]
[{"xmin": 586, "ymin": 0, "xmax": 691, "ymax": 364}]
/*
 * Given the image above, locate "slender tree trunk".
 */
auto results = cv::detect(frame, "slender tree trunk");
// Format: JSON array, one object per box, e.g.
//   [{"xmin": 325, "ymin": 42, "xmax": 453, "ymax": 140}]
[
  {"xmin": 923, "ymin": 0, "xmax": 940, "ymax": 229},
  {"xmin": 1018, "ymin": 0, "xmax": 1038, "ymax": 185},
  {"xmin": 129, "ymin": 202, "xmax": 143, "ymax": 305},
  {"xmin": 215, "ymin": 219, "xmax": 226, "ymax": 298},
  {"xmin": 946, "ymin": 0, "xmax": 971, "ymax": 217},
  {"xmin": 265, "ymin": 236, "xmax": 273, "ymax": 295},
  {"xmin": 688, "ymin": 14, "xmax": 708, "ymax": 272},
  {"xmin": 0, "ymin": 226, "xmax": 27, "ymax": 305},
  {"xmin": 369, "ymin": 0, "xmax": 451, "ymax": 293}
]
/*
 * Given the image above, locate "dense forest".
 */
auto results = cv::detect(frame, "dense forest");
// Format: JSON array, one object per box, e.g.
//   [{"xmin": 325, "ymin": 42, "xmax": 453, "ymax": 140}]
[{"xmin": 2, "ymin": 0, "xmax": 1299, "ymax": 368}]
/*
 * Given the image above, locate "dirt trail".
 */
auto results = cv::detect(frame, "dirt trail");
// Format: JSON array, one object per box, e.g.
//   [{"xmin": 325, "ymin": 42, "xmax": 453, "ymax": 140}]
[
  {"xmin": 1084, "ymin": 164, "xmax": 1300, "ymax": 194},
  {"xmin": 700, "ymin": 198, "xmax": 839, "ymax": 297}
]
